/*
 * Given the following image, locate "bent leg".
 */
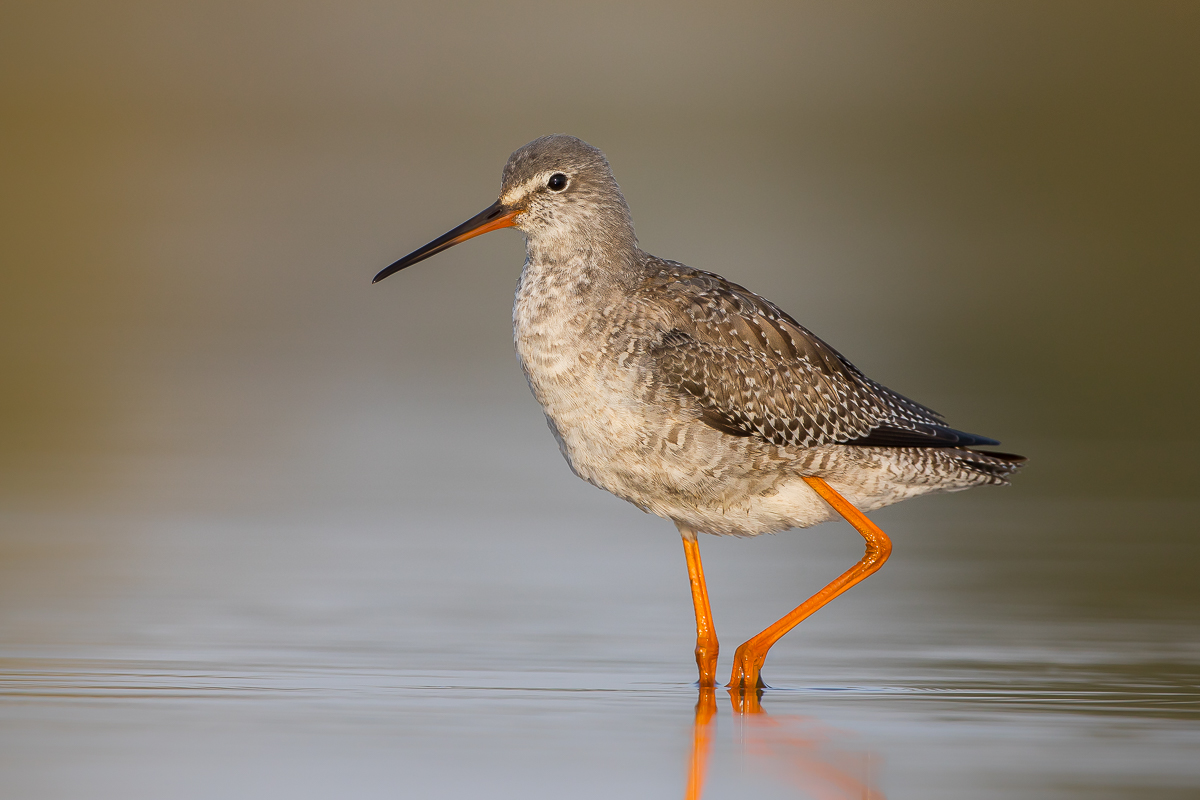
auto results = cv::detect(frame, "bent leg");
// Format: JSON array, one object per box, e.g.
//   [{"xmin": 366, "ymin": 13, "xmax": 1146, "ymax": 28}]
[{"xmin": 728, "ymin": 477, "xmax": 893, "ymax": 691}]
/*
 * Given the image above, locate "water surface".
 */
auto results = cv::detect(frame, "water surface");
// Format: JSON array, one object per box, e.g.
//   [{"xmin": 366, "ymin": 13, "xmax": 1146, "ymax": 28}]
[{"xmin": 2, "ymin": 420, "xmax": 1197, "ymax": 798}]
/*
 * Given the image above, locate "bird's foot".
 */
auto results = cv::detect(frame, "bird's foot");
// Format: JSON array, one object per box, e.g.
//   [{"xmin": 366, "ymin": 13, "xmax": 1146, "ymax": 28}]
[{"xmin": 727, "ymin": 641, "xmax": 767, "ymax": 693}]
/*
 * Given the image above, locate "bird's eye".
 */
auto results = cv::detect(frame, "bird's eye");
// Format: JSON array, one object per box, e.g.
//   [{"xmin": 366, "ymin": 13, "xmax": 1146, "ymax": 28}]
[{"xmin": 547, "ymin": 173, "xmax": 568, "ymax": 191}]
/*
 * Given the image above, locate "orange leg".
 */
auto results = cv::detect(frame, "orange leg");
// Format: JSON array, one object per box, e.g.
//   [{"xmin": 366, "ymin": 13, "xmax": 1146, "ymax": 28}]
[
  {"xmin": 679, "ymin": 524, "xmax": 720, "ymax": 687},
  {"xmin": 728, "ymin": 477, "xmax": 893, "ymax": 692}
]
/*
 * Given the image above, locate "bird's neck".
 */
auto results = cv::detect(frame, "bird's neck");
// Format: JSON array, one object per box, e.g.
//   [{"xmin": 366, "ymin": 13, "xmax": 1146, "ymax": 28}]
[
  {"xmin": 514, "ymin": 242, "xmax": 639, "ymax": 341},
  {"xmin": 521, "ymin": 225, "xmax": 641, "ymax": 296}
]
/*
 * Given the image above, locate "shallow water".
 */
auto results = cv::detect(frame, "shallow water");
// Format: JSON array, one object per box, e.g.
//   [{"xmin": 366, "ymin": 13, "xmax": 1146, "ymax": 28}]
[{"xmin": 2, "ymin": 413, "xmax": 1198, "ymax": 798}]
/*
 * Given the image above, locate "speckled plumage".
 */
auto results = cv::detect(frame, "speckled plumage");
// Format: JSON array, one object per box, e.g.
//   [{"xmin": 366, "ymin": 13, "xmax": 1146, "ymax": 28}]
[
  {"xmin": 381, "ymin": 134, "xmax": 1024, "ymax": 538},
  {"xmin": 375, "ymin": 134, "xmax": 1027, "ymax": 688}
]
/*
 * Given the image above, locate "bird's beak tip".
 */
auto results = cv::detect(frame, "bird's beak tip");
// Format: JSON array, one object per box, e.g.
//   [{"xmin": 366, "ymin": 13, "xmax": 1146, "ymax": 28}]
[{"xmin": 373, "ymin": 200, "xmax": 519, "ymax": 284}]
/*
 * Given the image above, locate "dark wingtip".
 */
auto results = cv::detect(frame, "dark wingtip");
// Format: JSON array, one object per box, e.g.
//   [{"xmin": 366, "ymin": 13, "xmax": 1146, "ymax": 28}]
[
  {"xmin": 846, "ymin": 423, "xmax": 1002, "ymax": 449},
  {"xmin": 973, "ymin": 451, "xmax": 1027, "ymax": 463}
]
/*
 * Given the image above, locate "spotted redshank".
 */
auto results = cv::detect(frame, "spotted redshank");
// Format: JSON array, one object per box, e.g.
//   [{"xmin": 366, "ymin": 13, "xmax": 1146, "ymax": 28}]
[{"xmin": 373, "ymin": 135, "xmax": 1023, "ymax": 691}]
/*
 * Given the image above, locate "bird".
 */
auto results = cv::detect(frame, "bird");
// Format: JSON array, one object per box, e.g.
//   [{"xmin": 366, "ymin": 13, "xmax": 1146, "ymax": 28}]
[{"xmin": 373, "ymin": 134, "xmax": 1024, "ymax": 692}]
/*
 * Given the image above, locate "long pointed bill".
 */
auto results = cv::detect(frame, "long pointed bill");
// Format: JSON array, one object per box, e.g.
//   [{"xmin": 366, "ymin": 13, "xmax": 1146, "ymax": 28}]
[{"xmin": 372, "ymin": 200, "xmax": 522, "ymax": 283}]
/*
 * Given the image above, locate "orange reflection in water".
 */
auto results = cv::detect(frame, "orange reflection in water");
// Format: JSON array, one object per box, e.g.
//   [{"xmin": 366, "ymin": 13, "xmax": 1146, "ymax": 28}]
[
  {"xmin": 685, "ymin": 689, "xmax": 885, "ymax": 800},
  {"xmin": 684, "ymin": 688, "xmax": 719, "ymax": 800}
]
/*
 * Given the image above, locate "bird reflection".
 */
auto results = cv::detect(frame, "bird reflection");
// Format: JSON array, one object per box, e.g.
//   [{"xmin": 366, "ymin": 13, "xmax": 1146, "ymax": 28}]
[
  {"xmin": 685, "ymin": 688, "xmax": 719, "ymax": 799},
  {"xmin": 685, "ymin": 689, "xmax": 885, "ymax": 800}
]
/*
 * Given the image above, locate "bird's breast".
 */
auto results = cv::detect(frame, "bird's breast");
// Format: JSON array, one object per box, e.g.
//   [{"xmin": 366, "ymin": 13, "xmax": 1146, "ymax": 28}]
[{"xmin": 512, "ymin": 267, "xmax": 644, "ymax": 480}]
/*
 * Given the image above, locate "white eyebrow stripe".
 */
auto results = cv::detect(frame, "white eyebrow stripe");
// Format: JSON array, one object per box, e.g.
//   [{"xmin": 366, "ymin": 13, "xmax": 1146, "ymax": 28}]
[{"xmin": 501, "ymin": 172, "xmax": 554, "ymax": 206}]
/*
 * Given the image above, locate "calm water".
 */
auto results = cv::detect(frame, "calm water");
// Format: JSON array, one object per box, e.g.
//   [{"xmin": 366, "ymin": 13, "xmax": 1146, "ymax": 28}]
[
  {"xmin": 4, "ymin": 3, "xmax": 1199, "ymax": 797},
  {"xmin": 2, "ymin": 397, "xmax": 1197, "ymax": 799}
]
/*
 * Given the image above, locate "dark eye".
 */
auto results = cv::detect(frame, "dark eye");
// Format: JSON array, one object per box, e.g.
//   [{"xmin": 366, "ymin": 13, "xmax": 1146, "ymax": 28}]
[{"xmin": 547, "ymin": 173, "xmax": 568, "ymax": 191}]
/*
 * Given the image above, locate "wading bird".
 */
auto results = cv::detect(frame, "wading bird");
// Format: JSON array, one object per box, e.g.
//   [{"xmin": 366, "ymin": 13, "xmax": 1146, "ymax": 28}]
[{"xmin": 373, "ymin": 135, "xmax": 1023, "ymax": 691}]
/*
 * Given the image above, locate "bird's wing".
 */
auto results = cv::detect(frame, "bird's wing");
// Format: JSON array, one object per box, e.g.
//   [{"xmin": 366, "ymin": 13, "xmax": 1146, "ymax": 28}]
[{"xmin": 645, "ymin": 263, "xmax": 998, "ymax": 449}]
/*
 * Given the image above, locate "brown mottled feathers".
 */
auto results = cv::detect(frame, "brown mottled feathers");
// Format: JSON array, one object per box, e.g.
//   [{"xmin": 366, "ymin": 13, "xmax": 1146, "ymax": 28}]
[{"xmin": 645, "ymin": 261, "xmax": 1008, "ymax": 452}]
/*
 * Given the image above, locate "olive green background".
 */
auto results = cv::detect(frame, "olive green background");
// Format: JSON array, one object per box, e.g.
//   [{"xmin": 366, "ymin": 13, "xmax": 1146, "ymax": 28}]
[{"xmin": 4, "ymin": 2, "xmax": 1197, "ymax": 494}]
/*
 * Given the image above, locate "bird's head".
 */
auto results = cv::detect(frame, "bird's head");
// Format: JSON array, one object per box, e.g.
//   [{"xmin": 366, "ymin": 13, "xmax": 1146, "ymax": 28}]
[{"xmin": 373, "ymin": 134, "xmax": 634, "ymax": 284}]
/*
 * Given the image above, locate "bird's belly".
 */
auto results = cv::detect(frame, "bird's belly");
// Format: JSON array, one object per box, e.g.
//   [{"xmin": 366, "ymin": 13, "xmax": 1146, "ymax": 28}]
[{"xmin": 515, "ymin": 327, "xmax": 836, "ymax": 535}]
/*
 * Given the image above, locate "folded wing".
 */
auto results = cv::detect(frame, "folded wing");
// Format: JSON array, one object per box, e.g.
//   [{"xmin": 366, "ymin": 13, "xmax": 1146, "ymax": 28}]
[{"xmin": 646, "ymin": 264, "xmax": 1000, "ymax": 450}]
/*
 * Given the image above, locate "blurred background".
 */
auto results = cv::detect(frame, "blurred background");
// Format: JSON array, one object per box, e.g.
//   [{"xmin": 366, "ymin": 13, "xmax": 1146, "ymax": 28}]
[{"xmin": 2, "ymin": 2, "xmax": 1198, "ymax": 798}]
